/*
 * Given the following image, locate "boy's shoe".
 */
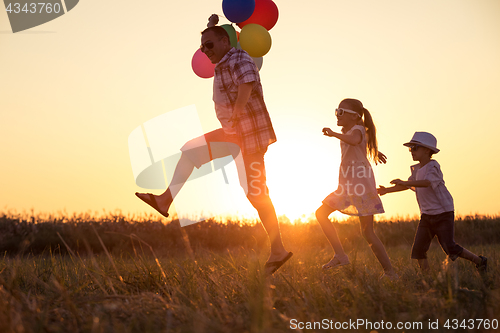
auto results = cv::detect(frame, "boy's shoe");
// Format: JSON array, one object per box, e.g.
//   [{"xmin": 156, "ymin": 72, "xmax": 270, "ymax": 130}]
[
  {"xmin": 476, "ymin": 255, "xmax": 487, "ymax": 273},
  {"xmin": 322, "ymin": 254, "xmax": 350, "ymax": 270}
]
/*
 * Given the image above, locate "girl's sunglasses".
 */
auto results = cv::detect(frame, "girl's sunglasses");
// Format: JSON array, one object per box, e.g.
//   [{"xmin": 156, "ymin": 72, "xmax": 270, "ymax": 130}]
[{"xmin": 335, "ymin": 108, "xmax": 360, "ymax": 117}]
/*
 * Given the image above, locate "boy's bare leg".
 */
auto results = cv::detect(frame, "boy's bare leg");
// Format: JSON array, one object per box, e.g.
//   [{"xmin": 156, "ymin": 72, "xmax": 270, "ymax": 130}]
[
  {"xmin": 459, "ymin": 249, "xmax": 482, "ymax": 265},
  {"xmin": 418, "ymin": 259, "xmax": 430, "ymax": 272}
]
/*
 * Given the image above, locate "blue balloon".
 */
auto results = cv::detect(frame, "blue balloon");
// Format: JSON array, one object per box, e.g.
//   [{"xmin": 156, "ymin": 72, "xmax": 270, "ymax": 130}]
[{"xmin": 222, "ymin": 0, "xmax": 255, "ymax": 23}]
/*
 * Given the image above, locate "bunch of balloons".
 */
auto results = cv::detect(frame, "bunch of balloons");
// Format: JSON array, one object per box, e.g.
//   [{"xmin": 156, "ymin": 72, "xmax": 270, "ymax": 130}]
[{"xmin": 192, "ymin": 0, "xmax": 279, "ymax": 78}]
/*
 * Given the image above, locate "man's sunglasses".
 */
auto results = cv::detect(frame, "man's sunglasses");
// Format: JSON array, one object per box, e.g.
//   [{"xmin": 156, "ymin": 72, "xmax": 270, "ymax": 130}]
[
  {"xmin": 200, "ymin": 41, "xmax": 215, "ymax": 52},
  {"xmin": 335, "ymin": 108, "xmax": 360, "ymax": 117},
  {"xmin": 200, "ymin": 37, "xmax": 224, "ymax": 52}
]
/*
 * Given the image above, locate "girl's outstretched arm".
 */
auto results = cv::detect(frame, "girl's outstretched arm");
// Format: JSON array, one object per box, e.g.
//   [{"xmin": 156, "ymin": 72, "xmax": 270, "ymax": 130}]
[{"xmin": 322, "ymin": 127, "xmax": 362, "ymax": 146}]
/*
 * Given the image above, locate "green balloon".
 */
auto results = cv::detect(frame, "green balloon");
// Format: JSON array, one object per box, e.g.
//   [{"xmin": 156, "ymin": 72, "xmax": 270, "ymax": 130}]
[{"xmin": 221, "ymin": 24, "xmax": 238, "ymax": 48}]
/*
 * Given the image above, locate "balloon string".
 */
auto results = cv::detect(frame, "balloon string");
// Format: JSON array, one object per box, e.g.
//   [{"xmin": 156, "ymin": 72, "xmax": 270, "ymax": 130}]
[
  {"xmin": 211, "ymin": 13, "xmax": 239, "ymax": 28},
  {"xmin": 213, "ymin": 14, "xmax": 238, "ymax": 28},
  {"xmin": 216, "ymin": 13, "xmax": 233, "ymax": 22}
]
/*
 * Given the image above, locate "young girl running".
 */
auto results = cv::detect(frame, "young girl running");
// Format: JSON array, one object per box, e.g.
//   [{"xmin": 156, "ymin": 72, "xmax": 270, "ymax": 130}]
[{"xmin": 316, "ymin": 98, "xmax": 397, "ymax": 279}]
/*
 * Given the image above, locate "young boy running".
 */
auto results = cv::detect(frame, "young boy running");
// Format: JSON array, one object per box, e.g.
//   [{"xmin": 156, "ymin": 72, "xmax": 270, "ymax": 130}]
[{"xmin": 377, "ymin": 132, "xmax": 487, "ymax": 273}]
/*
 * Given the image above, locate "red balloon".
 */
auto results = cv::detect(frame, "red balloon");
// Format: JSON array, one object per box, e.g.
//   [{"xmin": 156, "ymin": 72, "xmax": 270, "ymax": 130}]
[
  {"xmin": 237, "ymin": 0, "xmax": 279, "ymax": 30},
  {"xmin": 191, "ymin": 49, "xmax": 216, "ymax": 79}
]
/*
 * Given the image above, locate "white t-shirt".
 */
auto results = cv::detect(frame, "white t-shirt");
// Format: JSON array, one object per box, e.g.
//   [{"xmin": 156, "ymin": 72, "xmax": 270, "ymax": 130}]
[{"xmin": 408, "ymin": 160, "xmax": 454, "ymax": 215}]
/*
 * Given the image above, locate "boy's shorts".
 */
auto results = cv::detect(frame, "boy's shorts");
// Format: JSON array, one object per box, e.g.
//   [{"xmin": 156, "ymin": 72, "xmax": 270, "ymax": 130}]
[
  {"xmin": 180, "ymin": 128, "xmax": 269, "ymax": 199},
  {"xmin": 411, "ymin": 211, "xmax": 464, "ymax": 261}
]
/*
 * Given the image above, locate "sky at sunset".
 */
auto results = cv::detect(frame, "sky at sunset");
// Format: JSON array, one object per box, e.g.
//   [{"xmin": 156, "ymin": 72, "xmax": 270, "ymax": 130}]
[{"xmin": 1, "ymin": 0, "xmax": 500, "ymax": 223}]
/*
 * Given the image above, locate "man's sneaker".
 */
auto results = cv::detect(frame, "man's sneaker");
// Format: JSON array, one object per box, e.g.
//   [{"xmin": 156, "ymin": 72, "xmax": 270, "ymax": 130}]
[
  {"xmin": 322, "ymin": 254, "xmax": 350, "ymax": 270},
  {"xmin": 476, "ymin": 255, "xmax": 487, "ymax": 273}
]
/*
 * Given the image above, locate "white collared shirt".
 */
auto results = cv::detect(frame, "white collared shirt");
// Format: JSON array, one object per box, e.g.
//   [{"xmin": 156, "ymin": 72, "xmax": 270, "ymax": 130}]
[{"xmin": 408, "ymin": 160, "xmax": 454, "ymax": 215}]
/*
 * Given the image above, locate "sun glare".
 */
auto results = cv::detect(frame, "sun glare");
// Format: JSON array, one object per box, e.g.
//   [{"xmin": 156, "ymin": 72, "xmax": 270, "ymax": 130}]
[{"xmin": 263, "ymin": 136, "xmax": 345, "ymax": 222}]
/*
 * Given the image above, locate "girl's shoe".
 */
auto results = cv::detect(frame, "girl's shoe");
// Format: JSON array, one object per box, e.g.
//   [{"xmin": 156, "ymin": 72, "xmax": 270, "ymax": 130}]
[{"xmin": 322, "ymin": 254, "xmax": 350, "ymax": 270}]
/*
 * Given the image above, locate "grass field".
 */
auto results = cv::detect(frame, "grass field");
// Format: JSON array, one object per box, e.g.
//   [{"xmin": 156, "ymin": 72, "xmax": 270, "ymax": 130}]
[{"xmin": 0, "ymin": 212, "xmax": 499, "ymax": 332}]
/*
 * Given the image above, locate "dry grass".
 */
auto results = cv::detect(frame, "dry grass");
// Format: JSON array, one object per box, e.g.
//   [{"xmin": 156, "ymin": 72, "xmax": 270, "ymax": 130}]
[{"xmin": 0, "ymin": 212, "xmax": 499, "ymax": 332}]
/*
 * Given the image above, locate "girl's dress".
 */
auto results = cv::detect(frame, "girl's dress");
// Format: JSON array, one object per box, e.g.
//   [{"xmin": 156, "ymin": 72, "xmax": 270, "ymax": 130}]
[{"xmin": 323, "ymin": 124, "xmax": 384, "ymax": 216}]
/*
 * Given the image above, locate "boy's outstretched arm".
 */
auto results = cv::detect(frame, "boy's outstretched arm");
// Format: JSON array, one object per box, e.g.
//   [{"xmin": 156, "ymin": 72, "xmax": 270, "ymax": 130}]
[
  {"xmin": 377, "ymin": 184, "xmax": 409, "ymax": 196},
  {"xmin": 391, "ymin": 179, "xmax": 431, "ymax": 188},
  {"xmin": 378, "ymin": 178, "xmax": 432, "ymax": 195}
]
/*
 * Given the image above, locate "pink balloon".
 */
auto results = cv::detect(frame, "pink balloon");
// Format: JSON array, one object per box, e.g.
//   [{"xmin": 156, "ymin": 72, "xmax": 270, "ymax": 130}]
[
  {"xmin": 191, "ymin": 49, "xmax": 216, "ymax": 79},
  {"xmin": 237, "ymin": 0, "xmax": 279, "ymax": 31}
]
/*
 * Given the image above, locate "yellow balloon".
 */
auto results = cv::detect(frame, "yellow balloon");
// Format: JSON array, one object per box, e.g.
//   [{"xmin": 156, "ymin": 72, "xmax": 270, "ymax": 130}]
[{"xmin": 239, "ymin": 24, "xmax": 272, "ymax": 58}]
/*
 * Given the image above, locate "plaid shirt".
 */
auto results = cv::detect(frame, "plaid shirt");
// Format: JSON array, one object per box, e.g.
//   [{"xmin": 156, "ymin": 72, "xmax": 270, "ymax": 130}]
[{"xmin": 213, "ymin": 48, "xmax": 276, "ymax": 155}]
